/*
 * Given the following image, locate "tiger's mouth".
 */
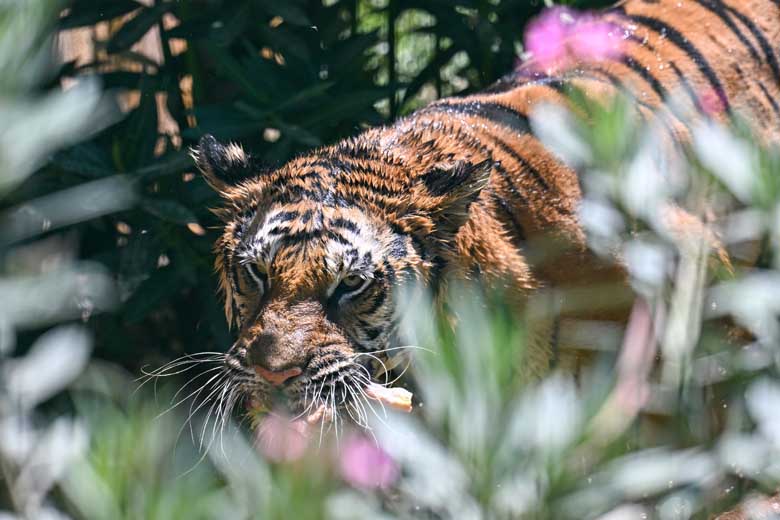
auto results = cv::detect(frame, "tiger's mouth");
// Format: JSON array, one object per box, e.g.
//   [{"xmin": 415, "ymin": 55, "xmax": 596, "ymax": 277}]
[
  {"xmin": 241, "ymin": 357, "xmax": 413, "ymax": 429},
  {"xmin": 139, "ymin": 346, "xmax": 416, "ymax": 454}
]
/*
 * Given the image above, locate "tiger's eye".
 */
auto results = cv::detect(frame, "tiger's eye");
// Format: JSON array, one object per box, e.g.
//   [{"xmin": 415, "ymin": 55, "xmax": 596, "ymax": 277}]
[{"xmin": 341, "ymin": 274, "xmax": 364, "ymax": 288}]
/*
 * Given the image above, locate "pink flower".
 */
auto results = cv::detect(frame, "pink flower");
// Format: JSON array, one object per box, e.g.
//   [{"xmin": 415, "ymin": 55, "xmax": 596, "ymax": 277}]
[
  {"xmin": 339, "ymin": 434, "xmax": 399, "ymax": 490},
  {"xmin": 699, "ymin": 88, "xmax": 727, "ymax": 116},
  {"xmin": 525, "ymin": 8, "xmax": 574, "ymax": 72},
  {"xmin": 570, "ymin": 17, "xmax": 623, "ymax": 62},
  {"xmin": 523, "ymin": 8, "xmax": 624, "ymax": 73},
  {"xmin": 256, "ymin": 412, "xmax": 310, "ymax": 463}
]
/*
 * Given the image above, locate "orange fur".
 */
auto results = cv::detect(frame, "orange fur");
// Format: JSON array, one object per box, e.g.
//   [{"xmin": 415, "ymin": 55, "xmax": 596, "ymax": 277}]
[{"xmin": 194, "ymin": 0, "xmax": 780, "ymax": 413}]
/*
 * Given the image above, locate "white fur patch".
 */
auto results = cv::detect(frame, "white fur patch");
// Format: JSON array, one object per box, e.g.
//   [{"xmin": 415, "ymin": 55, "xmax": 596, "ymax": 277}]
[
  {"xmin": 325, "ymin": 217, "xmax": 381, "ymax": 296},
  {"xmin": 225, "ymin": 143, "xmax": 247, "ymax": 164},
  {"xmin": 238, "ymin": 207, "xmax": 382, "ymax": 296}
]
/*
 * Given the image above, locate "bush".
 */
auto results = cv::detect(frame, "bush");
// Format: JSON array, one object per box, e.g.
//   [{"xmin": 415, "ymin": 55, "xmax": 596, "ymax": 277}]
[{"xmin": 1, "ymin": 1, "xmax": 779, "ymax": 519}]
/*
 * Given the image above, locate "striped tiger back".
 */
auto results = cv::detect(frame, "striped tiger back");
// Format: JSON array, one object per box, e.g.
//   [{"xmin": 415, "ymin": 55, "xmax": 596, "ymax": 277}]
[{"xmin": 194, "ymin": 0, "xmax": 780, "ymax": 418}]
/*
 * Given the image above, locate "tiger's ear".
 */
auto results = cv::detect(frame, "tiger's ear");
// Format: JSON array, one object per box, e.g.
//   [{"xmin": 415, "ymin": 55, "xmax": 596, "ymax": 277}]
[
  {"xmin": 191, "ymin": 134, "xmax": 256, "ymax": 190},
  {"xmin": 404, "ymin": 159, "xmax": 494, "ymax": 246}
]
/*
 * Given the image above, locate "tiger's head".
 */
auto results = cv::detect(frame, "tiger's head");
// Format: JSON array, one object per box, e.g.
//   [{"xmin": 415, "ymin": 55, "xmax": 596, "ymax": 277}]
[{"xmin": 193, "ymin": 133, "xmax": 491, "ymax": 422}]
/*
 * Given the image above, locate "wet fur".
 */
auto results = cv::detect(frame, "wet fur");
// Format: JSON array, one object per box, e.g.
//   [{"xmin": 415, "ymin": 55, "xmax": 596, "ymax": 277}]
[{"xmin": 195, "ymin": 0, "xmax": 780, "ymax": 419}]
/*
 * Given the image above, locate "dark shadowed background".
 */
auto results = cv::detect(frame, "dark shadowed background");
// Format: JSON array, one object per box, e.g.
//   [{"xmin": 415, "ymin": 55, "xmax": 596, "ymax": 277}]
[{"xmin": 44, "ymin": 0, "xmax": 608, "ymax": 373}]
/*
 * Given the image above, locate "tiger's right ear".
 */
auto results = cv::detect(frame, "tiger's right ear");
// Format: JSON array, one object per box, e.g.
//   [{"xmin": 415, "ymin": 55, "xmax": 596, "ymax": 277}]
[
  {"xmin": 399, "ymin": 158, "xmax": 494, "ymax": 252},
  {"xmin": 191, "ymin": 134, "xmax": 257, "ymax": 191}
]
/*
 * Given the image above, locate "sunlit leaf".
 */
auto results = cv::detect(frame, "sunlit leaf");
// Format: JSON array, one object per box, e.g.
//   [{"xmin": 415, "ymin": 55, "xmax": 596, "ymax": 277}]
[
  {"xmin": 140, "ymin": 198, "xmax": 198, "ymax": 225},
  {"xmin": 3, "ymin": 326, "xmax": 92, "ymax": 410}
]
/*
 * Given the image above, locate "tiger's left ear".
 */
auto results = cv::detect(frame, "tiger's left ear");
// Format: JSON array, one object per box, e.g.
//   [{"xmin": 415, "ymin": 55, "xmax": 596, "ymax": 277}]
[
  {"xmin": 403, "ymin": 159, "xmax": 494, "ymax": 246},
  {"xmin": 191, "ymin": 134, "xmax": 257, "ymax": 191}
]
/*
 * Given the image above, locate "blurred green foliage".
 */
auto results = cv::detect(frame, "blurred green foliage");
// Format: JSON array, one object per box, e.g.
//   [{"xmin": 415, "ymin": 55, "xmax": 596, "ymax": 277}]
[{"xmin": 4, "ymin": 0, "xmax": 780, "ymax": 519}]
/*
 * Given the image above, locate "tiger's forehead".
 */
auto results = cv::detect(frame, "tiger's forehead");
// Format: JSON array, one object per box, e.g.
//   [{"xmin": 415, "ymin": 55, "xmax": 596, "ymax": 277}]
[{"xmin": 236, "ymin": 201, "xmax": 382, "ymax": 278}]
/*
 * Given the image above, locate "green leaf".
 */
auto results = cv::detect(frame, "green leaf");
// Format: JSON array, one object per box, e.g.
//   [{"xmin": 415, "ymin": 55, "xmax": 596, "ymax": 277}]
[
  {"xmin": 133, "ymin": 151, "xmax": 193, "ymax": 181},
  {"xmin": 59, "ymin": 0, "xmax": 143, "ymax": 29},
  {"xmin": 140, "ymin": 198, "xmax": 198, "ymax": 225},
  {"xmin": 204, "ymin": 44, "xmax": 270, "ymax": 105},
  {"xmin": 185, "ymin": 104, "xmax": 264, "ymax": 140},
  {"xmin": 123, "ymin": 267, "xmax": 183, "ymax": 322},
  {"xmin": 52, "ymin": 143, "xmax": 115, "ymax": 178},
  {"xmin": 255, "ymin": 25, "xmax": 313, "ymax": 68},
  {"xmin": 274, "ymin": 122, "xmax": 321, "ymax": 147},
  {"xmin": 328, "ymin": 30, "xmax": 381, "ymax": 75},
  {"xmin": 207, "ymin": 1, "xmax": 252, "ymax": 47},
  {"xmin": 301, "ymin": 89, "xmax": 386, "ymax": 127},
  {"xmin": 257, "ymin": 0, "xmax": 312, "ymax": 27},
  {"xmin": 106, "ymin": 4, "xmax": 168, "ymax": 54},
  {"xmin": 230, "ymin": 81, "xmax": 336, "ymax": 123},
  {"xmin": 400, "ymin": 45, "xmax": 459, "ymax": 109}
]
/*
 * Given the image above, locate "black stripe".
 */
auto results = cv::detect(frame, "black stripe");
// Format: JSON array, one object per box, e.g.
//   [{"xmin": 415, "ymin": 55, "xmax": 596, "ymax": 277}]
[
  {"xmin": 335, "ymin": 142, "xmax": 405, "ymax": 168},
  {"xmin": 388, "ymin": 234, "xmax": 408, "ymax": 259},
  {"xmin": 281, "ymin": 184, "xmax": 350, "ymax": 208},
  {"xmin": 490, "ymin": 188, "xmax": 526, "ymax": 243},
  {"xmin": 304, "ymin": 159, "xmax": 344, "ymax": 176},
  {"xmin": 278, "ymin": 229, "xmax": 322, "ymax": 245},
  {"xmin": 268, "ymin": 210, "xmax": 298, "ymax": 224},
  {"xmin": 580, "ymin": 68, "xmax": 632, "ymax": 95},
  {"xmin": 362, "ymin": 326, "xmax": 382, "ymax": 341},
  {"xmin": 723, "ymin": 3, "xmax": 780, "ymax": 85},
  {"xmin": 535, "ymin": 77, "xmax": 568, "ymax": 93},
  {"xmin": 325, "ymin": 230, "xmax": 351, "ymax": 246},
  {"xmin": 307, "ymin": 156, "xmax": 407, "ymax": 200},
  {"xmin": 382, "ymin": 260, "xmax": 396, "ymax": 284},
  {"xmin": 331, "ymin": 218, "xmax": 359, "ymax": 233},
  {"xmin": 491, "ymin": 160, "xmax": 530, "ymax": 213},
  {"xmin": 265, "ymin": 224, "xmax": 290, "ymax": 236},
  {"xmin": 627, "ymin": 13, "xmax": 731, "ymax": 112},
  {"xmin": 331, "ymin": 157, "xmax": 408, "ymax": 198},
  {"xmin": 669, "ymin": 61, "xmax": 706, "ymax": 114},
  {"xmin": 569, "ymin": 68, "xmax": 684, "ymax": 141},
  {"xmin": 424, "ymin": 100, "xmax": 531, "ymax": 137},
  {"xmin": 363, "ymin": 288, "xmax": 387, "ymax": 316},
  {"xmin": 693, "ymin": 0, "xmax": 761, "ymax": 64},
  {"xmin": 732, "ymin": 63, "xmax": 747, "ymax": 80},
  {"xmin": 580, "ymin": 68, "xmax": 671, "ymax": 114},
  {"xmin": 389, "ymin": 221, "xmax": 429, "ymax": 263},
  {"xmin": 449, "ymin": 125, "xmax": 535, "ymax": 211},
  {"xmin": 279, "ymin": 166, "xmax": 323, "ymax": 184},
  {"xmin": 621, "ymin": 54, "xmax": 669, "ymax": 100},
  {"xmin": 422, "ymin": 102, "xmax": 552, "ymax": 192},
  {"xmin": 396, "ymin": 116, "xmax": 535, "ymax": 219},
  {"xmin": 757, "ymin": 81, "xmax": 780, "ymax": 119}
]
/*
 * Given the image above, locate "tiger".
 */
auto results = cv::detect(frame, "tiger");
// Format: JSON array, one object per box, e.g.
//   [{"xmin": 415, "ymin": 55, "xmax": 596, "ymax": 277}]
[{"xmin": 192, "ymin": 0, "xmax": 780, "ymax": 424}]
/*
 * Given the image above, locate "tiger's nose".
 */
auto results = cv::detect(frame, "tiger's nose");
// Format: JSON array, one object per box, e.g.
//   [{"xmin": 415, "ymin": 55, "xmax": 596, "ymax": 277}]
[{"xmin": 253, "ymin": 364, "xmax": 302, "ymax": 386}]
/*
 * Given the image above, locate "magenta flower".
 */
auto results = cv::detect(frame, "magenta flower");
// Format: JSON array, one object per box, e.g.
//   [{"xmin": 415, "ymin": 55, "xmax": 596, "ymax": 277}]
[
  {"xmin": 523, "ymin": 8, "xmax": 624, "ymax": 73},
  {"xmin": 571, "ymin": 17, "xmax": 623, "ymax": 62},
  {"xmin": 525, "ymin": 7, "xmax": 574, "ymax": 72},
  {"xmin": 699, "ymin": 88, "xmax": 728, "ymax": 116},
  {"xmin": 255, "ymin": 412, "xmax": 310, "ymax": 463},
  {"xmin": 339, "ymin": 434, "xmax": 399, "ymax": 490}
]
